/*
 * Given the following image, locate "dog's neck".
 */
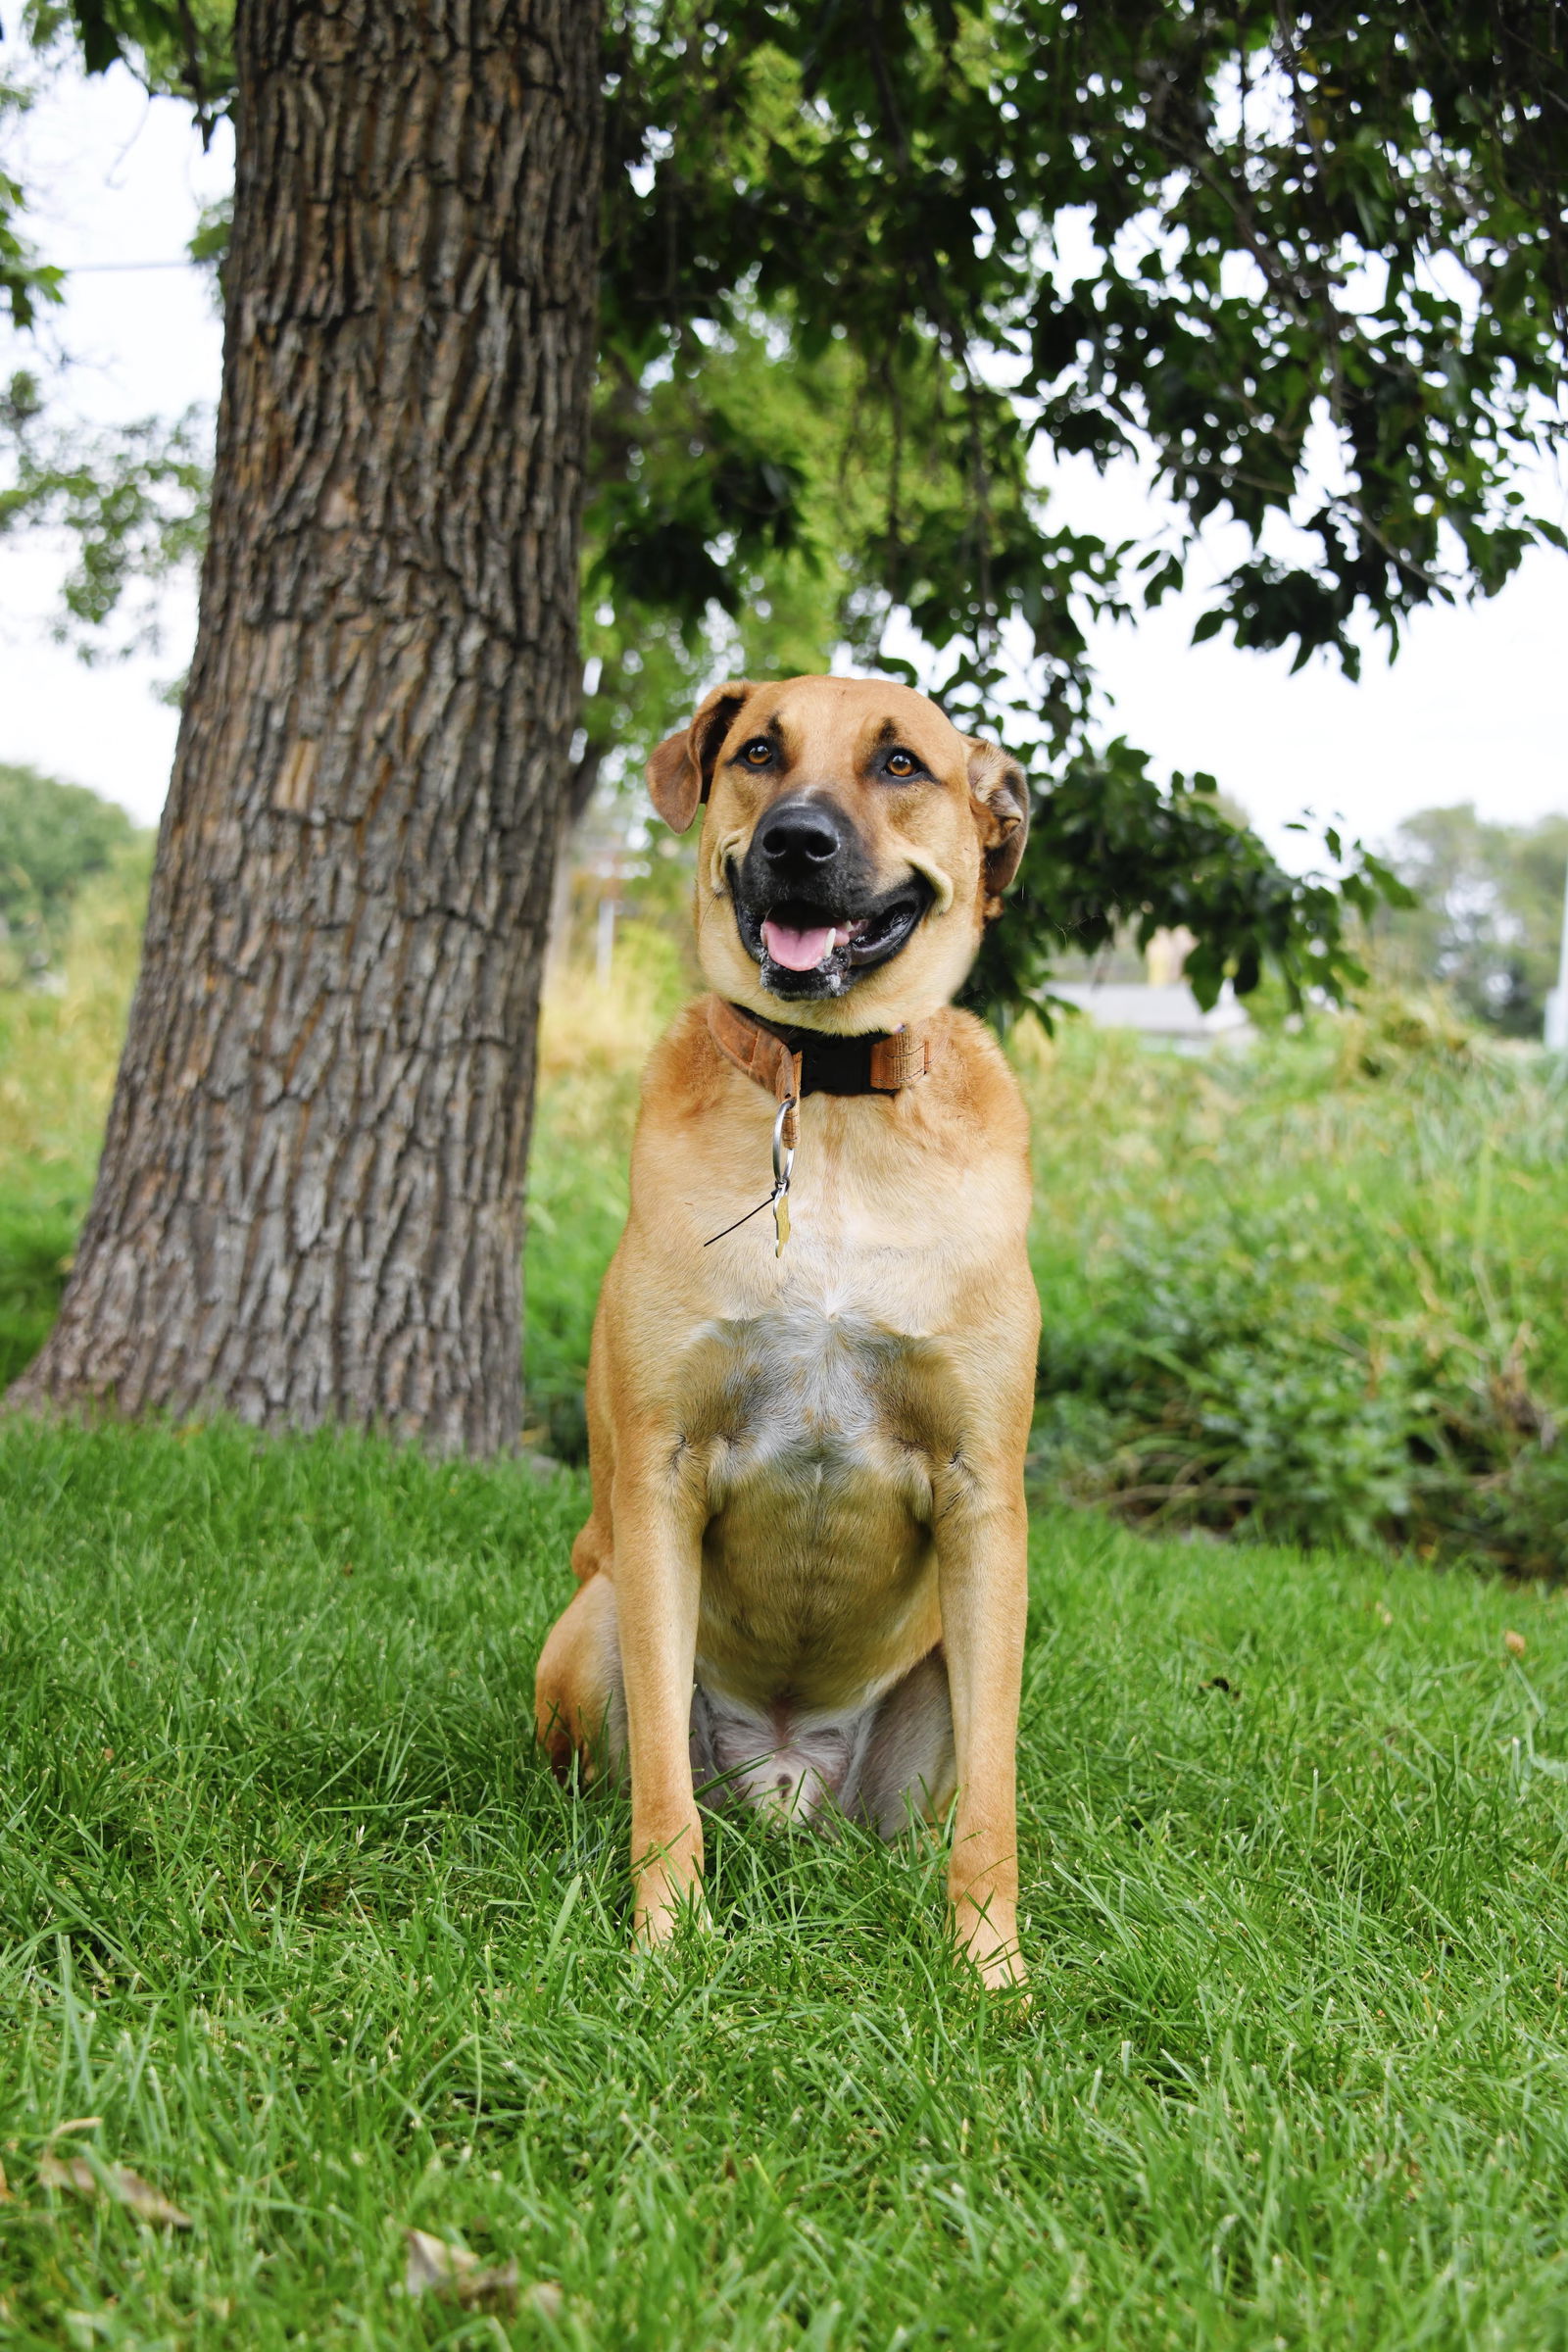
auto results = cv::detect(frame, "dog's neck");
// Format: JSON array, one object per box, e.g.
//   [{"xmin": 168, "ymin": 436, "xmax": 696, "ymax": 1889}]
[{"xmin": 708, "ymin": 997, "xmax": 930, "ymax": 1109}]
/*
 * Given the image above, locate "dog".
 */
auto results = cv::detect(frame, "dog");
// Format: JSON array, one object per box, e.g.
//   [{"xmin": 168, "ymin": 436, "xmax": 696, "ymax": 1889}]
[{"xmin": 535, "ymin": 674, "xmax": 1038, "ymax": 1986}]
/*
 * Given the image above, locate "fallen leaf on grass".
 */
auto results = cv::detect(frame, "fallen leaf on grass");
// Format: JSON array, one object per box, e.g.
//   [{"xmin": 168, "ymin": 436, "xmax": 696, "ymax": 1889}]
[
  {"xmin": 403, "ymin": 2228, "xmax": 561, "ymax": 2319},
  {"xmin": 405, "ymin": 2228, "xmax": 518, "ymax": 2314},
  {"xmin": 37, "ymin": 2152, "xmax": 192, "ymax": 2228}
]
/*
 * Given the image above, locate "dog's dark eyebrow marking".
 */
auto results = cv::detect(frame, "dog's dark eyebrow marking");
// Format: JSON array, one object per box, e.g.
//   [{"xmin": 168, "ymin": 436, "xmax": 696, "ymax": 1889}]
[
  {"xmin": 870, "ymin": 720, "xmax": 926, "ymax": 755},
  {"xmin": 866, "ymin": 720, "xmax": 929, "ymax": 770}
]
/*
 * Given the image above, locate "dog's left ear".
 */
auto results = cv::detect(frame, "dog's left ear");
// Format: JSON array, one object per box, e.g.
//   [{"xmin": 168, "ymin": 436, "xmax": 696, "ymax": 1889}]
[
  {"xmin": 647, "ymin": 681, "xmax": 754, "ymax": 833},
  {"xmin": 965, "ymin": 738, "xmax": 1030, "ymax": 901}
]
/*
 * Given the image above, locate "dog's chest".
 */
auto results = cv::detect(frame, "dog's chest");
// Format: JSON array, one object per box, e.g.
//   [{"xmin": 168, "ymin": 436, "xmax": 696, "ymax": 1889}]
[
  {"xmin": 675, "ymin": 1262, "xmax": 956, "ymax": 1707},
  {"xmin": 682, "ymin": 1273, "xmax": 951, "ymax": 1517}
]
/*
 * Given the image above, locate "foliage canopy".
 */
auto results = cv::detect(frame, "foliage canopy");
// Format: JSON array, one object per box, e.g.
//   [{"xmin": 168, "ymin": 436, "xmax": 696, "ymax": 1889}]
[{"xmin": 9, "ymin": 0, "xmax": 1568, "ymax": 1014}]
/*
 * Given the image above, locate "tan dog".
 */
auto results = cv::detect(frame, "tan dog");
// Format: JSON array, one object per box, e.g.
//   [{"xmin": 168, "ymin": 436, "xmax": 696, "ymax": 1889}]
[{"xmin": 535, "ymin": 675, "xmax": 1039, "ymax": 1986}]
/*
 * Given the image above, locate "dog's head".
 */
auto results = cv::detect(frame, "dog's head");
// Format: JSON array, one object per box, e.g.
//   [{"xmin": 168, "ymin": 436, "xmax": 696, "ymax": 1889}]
[{"xmin": 648, "ymin": 675, "xmax": 1028, "ymax": 1029}]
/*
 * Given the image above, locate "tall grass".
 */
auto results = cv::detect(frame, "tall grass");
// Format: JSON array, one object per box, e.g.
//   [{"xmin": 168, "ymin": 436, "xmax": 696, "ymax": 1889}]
[
  {"xmin": 523, "ymin": 921, "xmax": 691, "ymax": 1457},
  {"xmin": 1013, "ymin": 1010, "xmax": 1567, "ymax": 1568},
  {"xmin": 0, "ymin": 839, "xmax": 152, "ymax": 1388}
]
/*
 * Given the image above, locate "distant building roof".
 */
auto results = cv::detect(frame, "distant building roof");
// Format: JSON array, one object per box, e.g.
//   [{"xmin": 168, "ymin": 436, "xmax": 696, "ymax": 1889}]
[{"xmin": 1049, "ymin": 981, "xmax": 1252, "ymax": 1041}]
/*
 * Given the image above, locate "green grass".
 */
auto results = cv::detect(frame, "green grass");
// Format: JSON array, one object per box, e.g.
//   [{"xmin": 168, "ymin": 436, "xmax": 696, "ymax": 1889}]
[
  {"xmin": 0, "ymin": 1197, "xmax": 78, "ymax": 1392},
  {"xmin": 5, "ymin": 1416, "xmax": 1568, "ymax": 2347}
]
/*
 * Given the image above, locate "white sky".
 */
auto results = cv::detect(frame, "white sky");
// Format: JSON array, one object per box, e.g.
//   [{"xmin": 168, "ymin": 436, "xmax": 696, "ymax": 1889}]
[{"xmin": 1, "ymin": 57, "xmax": 1564, "ymax": 864}]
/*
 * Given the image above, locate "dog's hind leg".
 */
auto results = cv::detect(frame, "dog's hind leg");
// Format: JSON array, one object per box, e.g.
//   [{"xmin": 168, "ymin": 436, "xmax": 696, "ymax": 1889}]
[
  {"xmin": 540, "ymin": 1304, "xmax": 623, "ymax": 1775},
  {"xmin": 538, "ymin": 1578, "xmax": 722, "ymax": 1806},
  {"xmin": 535, "ymin": 1574, "xmax": 626, "ymax": 1785},
  {"xmin": 851, "ymin": 1648, "xmax": 957, "ymax": 1839},
  {"xmin": 568, "ymin": 1306, "xmax": 618, "ymax": 1588}
]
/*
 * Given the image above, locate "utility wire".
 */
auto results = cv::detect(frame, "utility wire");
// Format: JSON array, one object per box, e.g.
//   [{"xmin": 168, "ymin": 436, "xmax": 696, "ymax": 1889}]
[{"xmin": 57, "ymin": 259, "xmax": 201, "ymax": 273}]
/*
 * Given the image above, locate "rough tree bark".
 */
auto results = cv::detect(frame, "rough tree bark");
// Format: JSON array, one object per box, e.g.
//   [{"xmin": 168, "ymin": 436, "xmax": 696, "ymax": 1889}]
[{"xmin": 11, "ymin": 0, "xmax": 602, "ymax": 1453}]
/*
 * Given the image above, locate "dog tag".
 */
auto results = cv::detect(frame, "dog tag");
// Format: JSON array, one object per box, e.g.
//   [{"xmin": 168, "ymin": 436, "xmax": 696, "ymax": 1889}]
[{"xmin": 770, "ymin": 1096, "xmax": 796, "ymax": 1256}]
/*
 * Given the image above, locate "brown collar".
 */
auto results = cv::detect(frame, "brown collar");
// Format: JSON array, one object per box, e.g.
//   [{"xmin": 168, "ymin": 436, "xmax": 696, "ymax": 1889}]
[{"xmin": 707, "ymin": 997, "xmax": 930, "ymax": 1147}]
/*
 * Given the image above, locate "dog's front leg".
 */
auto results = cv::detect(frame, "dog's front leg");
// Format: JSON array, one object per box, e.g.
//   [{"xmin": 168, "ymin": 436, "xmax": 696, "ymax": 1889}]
[
  {"xmin": 935, "ymin": 1476, "xmax": 1029, "ymax": 1989},
  {"xmin": 613, "ymin": 1437, "xmax": 708, "ymax": 1947}
]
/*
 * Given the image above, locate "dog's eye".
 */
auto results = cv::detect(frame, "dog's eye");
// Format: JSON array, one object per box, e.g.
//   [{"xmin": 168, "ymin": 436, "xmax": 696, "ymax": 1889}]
[
  {"xmin": 885, "ymin": 749, "xmax": 917, "ymax": 778},
  {"xmin": 741, "ymin": 738, "xmax": 774, "ymax": 767}
]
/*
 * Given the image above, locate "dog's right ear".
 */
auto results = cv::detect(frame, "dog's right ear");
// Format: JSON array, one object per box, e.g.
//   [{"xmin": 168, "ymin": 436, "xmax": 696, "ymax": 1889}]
[{"xmin": 647, "ymin": 682, "xmax": 754, "ymax": 833}]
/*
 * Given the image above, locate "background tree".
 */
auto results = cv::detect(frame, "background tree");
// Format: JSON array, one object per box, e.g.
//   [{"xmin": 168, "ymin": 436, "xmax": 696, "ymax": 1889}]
[
  {"xmin": 0, "ymin": 760, "xmax": 136, "ymax": 980},
  {"xmin": 5, "ymin": 0, "xmax": 1567, "ymax": 1446},
  {"xmin": 1378, "ymin": 805, "xmax": 1568, "ymax": 1035},
  {"xmin": 1, "ymin": 368, "xmax": 209, "ymax": 667},
  {"xmin": 1, "ymin": 36, "xmax": 65, "ymax": 328}
]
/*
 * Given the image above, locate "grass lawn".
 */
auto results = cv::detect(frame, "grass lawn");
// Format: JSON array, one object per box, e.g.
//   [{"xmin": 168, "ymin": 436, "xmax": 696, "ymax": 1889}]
[{"xmin": 4, "ymin": 1419, "xmax": 1568, "ymax": 2347}]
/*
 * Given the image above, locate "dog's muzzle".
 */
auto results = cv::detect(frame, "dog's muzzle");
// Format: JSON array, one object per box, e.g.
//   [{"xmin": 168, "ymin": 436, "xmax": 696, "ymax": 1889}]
[{"xmin": 731, "ymin": 795, "xmax": 933, "ymax": 1001}]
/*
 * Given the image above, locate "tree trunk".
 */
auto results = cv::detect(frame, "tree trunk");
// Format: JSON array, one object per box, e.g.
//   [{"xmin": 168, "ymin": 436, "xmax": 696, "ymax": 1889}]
[{"xmin": 11, "ymin": 0, "xmax": 602, "ymax": 1454}]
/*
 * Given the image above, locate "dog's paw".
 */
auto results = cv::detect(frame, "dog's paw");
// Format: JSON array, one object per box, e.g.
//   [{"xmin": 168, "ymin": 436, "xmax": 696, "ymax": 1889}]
[
  {"xmin": 954, "ymin": 1901, "xmax": 1029, "ymax": 2001},
  {"xmin": 633, "ymin": 1883, "xmax": 715, "ymax": 1952},
  {"xmin": 970, "ymin": 1941, "xmax": 1030, "ymax": 2001}
]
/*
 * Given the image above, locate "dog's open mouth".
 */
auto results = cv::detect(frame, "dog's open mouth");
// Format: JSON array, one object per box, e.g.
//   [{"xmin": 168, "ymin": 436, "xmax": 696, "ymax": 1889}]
[{"xmin": 735, "ymin": 880, "xmax": 932, "ymax": 998}]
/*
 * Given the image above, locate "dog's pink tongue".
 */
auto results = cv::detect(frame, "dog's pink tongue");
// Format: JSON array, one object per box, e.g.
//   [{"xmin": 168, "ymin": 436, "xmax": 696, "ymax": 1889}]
[{"xmin": 762, "ymin": 917, "xmax": 835, "ymax": 971}]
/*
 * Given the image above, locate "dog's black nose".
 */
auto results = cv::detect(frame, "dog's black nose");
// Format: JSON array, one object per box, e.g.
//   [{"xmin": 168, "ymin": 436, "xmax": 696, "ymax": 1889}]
[{"xmin": 757, "ymin": 798, "xmax": 849, "ymax": 868}]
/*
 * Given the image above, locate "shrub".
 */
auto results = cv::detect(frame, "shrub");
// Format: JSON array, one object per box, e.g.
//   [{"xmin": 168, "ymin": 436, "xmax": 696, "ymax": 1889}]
[
  {"xmin": 1025, "ymin": 1019, "xmax": 1567, "ymax": 1572},
  {"xmin": 0, "ymin": 762, "xmax": 140, "ymax": 983}
]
